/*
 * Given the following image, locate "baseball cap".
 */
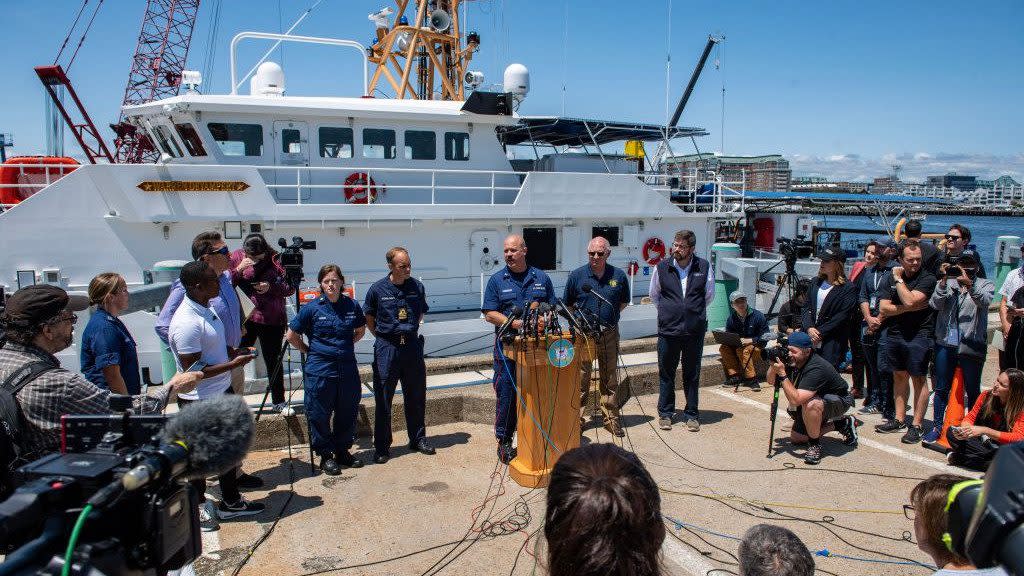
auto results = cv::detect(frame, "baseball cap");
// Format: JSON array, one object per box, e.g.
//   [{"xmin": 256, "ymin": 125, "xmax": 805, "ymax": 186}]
[
  {"xmin": 1, "ymin": 285, "xmax": 89, "ymax": 328},
  {"xmin": 787, "ymin": 331, "xmax": 813, "ymax": 349},
  {"xmin": 729, "ymin": 290, "xmax": 747, "ymax": 304},
  {"xmin": 957, "ymin": 250, "xmax": 979, "ymax": 266},
  {"xmin": 818, "ymin": 246, "xmax": 846, "ymax": 263}
]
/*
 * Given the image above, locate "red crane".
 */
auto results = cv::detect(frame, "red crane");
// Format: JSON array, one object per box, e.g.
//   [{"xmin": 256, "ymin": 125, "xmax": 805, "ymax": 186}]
[{"xmin": 37, "ymin": 0, "xmax": 201, "ymax": 164}]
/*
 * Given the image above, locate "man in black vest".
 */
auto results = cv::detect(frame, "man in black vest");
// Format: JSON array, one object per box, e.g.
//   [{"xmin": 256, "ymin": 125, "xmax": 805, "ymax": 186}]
[{"xmin": 649, "ymin": 230, "xmax": 715, "ymax": 431}]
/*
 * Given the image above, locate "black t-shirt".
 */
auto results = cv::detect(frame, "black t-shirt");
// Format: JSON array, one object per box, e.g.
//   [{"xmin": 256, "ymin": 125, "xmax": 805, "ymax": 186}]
[
  {"xmin": 880, "ymin": 269, "xmax": 938, "ymax": 339},
  {"xmin": 792, "ymin": 353, "xmax": 849, "ymax": 397}
]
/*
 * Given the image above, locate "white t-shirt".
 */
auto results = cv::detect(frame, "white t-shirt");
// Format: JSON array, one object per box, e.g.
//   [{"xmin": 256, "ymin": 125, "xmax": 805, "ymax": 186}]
[
  {"xmin": 932, "ymin": 567, "xmax": 1008, "ymax": 576},
  {"xmin": 816, "ymin": 282, "xmax": 834, "ymax": 318},
  {"xmin": 999, "ymin": 265, "xmax": 1024, "ymax": 304},
  {"xmin": 168, "ymin": 296, "xmax": 231, "ymax": 400}
]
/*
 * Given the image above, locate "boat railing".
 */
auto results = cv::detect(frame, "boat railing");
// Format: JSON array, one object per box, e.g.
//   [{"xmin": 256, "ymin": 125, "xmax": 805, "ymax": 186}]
[{"xmin": 0, "ymin": 162, "xmax": 79, "ymax": 213}]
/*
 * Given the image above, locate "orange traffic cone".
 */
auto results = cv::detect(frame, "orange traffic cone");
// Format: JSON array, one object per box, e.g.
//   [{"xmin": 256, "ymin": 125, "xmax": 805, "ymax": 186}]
[{"xmin": 930, "ymin": 367, "xmax": 966, "ymax": 452}]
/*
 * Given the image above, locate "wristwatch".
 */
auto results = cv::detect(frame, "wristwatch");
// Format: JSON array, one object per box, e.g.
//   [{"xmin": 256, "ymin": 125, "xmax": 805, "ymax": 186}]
[{"xmin": 895, "ymin": 278, "xmax": 905, "ymax": 284}]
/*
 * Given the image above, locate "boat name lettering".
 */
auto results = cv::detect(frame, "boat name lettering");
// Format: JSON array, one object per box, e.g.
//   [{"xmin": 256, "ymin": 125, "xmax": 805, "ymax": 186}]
[{"xmin": 137, "ymin": 181, "xmax": 250, "ymax": 192}]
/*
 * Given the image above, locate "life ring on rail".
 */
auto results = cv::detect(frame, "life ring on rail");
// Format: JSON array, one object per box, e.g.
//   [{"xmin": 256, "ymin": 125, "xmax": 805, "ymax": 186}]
[
  {"xmin": 344, "ymin": 172, "xmax": 382, "ymax": 204},
  {"xmin": 642, "ymin": 238, "xmax": 666, "ymax": 266}
]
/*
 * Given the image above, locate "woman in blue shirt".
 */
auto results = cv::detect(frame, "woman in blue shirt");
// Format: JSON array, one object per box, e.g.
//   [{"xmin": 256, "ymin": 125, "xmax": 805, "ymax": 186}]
[
  {"xmin": 286, "ymin": 264, "xmax": 367, "ymax": 476},
  {"xmin": 81, "ymin": 272, "xmax": 141, "ymax": 395}
]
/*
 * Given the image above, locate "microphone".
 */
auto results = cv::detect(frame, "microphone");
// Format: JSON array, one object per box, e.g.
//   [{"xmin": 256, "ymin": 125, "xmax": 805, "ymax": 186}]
[
  {"xmin": 497, "ymin": 305, "xmax": 522, "ymax": 340},
  {"xmin": 554, "ymin": 298, "xmax": 579, "ymax": 339},
  {"xmin": 122, "ymin": 395, "xmax": 255, "ymax": 491},
  {"xmin": 538, "ymin": 302, "xmax": 557, "ymax": 335},
  {"xmin": 580, "ymin": 284, "xmax": 614, "ymax": 308}
]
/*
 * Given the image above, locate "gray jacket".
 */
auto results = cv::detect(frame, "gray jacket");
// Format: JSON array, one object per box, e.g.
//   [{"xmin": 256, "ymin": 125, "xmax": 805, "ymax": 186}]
[{"xmin": 929, "ymin": 277, "xmax": 994, "ymax": 359}]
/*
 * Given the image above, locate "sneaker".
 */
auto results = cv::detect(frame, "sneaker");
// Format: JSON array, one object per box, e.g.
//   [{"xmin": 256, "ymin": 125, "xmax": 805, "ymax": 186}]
[
  {"xmin": 804, "ymin": 443, "xmax": 823, "ymax": 465},
  {"xmin": 901, "ymin": 425, "xmax": 922, "ymax": 444},
  {"xmin": 497, "ymin": 441, "xmax": 516, "ymax": 464},
  {"xmin": 273, "ymin": 402, "xmax": 296, "ymax": 417},
  {"xmin": 858, "ymin": 404, "xmax": 880, "ymax": 415},
  {"xmin": 875, "ymin": 419, "xmax": 908, "ymax": 434},
  {"xmin": 743, "ymin": 379, "xmax": 761, "ymax": 392},
  {"xmin": 685, "ymin": 418, "xmax": 700, "ymax": 432},
  {"xmin": 236, "ymin": 472, "xmax": 264, "ymax": 490},
  {"xmin": 217, "ymin": 497, "xmax": 266, "ymax": 519},
  {"xmin": 658, "ymin": 417, "xmax": 672, "ymax": 430},
  {"xmin": 921, "ymin": 426, "xmax": 941, "ymax": 444},
  {"xmin": 373, "ymin": 452, "xmax": 389, "ymax": 464},
  {"xmin": 837, "ymin": 415, "xmax": 859, "ymax": 447},
  {"xmin": 199, "ymin": 501, "xmax": 220, "ymax": 532},
  {"xmin": 320, "ymin": 455, "xmax": 341, "ymax": 476}
]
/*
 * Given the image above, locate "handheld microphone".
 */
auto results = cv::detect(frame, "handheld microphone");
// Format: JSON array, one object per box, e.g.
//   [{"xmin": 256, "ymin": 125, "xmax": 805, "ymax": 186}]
[{"xmin": 122, "ymin": 395, "xmax": 255, "ymax": 491}]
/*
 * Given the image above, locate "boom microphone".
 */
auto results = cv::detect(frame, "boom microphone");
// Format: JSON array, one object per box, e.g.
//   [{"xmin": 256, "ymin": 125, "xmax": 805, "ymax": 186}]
[{"xmin": 122, "ymin": 395, "xmax": 255, "ymax": 490}]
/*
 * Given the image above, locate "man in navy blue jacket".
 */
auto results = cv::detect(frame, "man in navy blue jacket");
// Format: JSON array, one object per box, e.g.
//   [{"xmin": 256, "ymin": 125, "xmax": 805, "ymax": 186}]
[{"xmin": 720, "ymin": 291, "xmax": 769, "ymax": 391}]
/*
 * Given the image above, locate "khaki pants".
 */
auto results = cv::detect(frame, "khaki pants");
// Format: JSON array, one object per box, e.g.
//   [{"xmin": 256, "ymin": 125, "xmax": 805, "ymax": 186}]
[
  {"xmin": 581, "ymin": 326, "xmax": 621, "ymax": 425},
  {"xmin": 719, "ymin": 344, "xmax": 760, "ymax": 379}
]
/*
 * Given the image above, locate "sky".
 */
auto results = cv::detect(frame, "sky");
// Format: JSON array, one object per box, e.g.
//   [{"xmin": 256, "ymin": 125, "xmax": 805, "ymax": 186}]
[{"xmin": 1, "ymin": 0, "xmax": 1021, "ymax": 183}]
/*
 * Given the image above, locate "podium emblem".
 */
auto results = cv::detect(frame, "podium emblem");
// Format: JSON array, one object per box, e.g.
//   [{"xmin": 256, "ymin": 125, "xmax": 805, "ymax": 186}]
[{"xmin": 547, "ymin": 338, "xmax": 575, "ymax": 368}]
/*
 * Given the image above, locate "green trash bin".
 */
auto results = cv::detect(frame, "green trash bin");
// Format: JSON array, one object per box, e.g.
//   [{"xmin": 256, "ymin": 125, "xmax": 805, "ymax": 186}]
[
  {"xmin": 709, "ymin": 243, "xmax": 740, "ymax": 330},
  {"xmin": 152, "ymin": 260, "xmax": 189, "ymax": 384}
]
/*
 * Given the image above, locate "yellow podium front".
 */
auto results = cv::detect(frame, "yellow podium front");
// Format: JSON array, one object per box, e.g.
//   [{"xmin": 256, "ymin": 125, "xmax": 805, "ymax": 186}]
[{"xmin": 503, "ymin": 333, "xmax": 595, "ymax": 488}]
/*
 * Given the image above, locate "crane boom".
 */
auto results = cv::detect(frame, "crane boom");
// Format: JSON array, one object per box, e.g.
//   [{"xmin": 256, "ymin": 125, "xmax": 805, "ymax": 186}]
[{"xmin": 668, "ymin": 34, "xmax": 722, "ymax": 128}]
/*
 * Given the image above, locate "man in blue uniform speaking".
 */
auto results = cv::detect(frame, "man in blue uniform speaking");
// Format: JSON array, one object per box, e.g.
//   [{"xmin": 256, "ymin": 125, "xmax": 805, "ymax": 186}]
[
  {"xmin": 364, "ymin": 247, "xmax": 434, "ymax": 464},
  {"xmin": 482, "ymin": 234, "xmax": 556, "ymax": 464},
  {"xmin": 563, "ymin": 236, "xmax": 630, "ymax": 437},
  {"xmin": 649, "ymin": 229, "xmax": 715, "ymax": 432}
]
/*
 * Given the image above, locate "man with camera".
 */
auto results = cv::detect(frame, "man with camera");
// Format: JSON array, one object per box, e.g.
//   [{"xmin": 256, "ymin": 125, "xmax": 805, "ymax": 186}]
[
  {"xmin": 941, "ymin": 224, "xmax": 987, "ymax": 279},
  {"xmin": 0, "ymin": 285, "xmax": 202, "ymax": 477},
  {"xmin": 766, "ymin": 331, "xmax": 857, "ymax": 465}
]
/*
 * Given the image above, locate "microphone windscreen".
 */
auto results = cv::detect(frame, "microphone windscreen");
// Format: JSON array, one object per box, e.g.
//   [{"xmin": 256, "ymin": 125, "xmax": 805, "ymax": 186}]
[
  {"xmin": 761, "ymin": 331, "xmax": 783, "ymax": 342},
  {"xmin": 162, "ymin": 394, "xmax": 255, "ymax": 479}
]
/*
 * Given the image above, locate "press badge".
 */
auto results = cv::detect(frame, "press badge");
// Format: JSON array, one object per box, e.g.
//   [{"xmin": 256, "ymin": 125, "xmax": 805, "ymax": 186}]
[
  {"xmin": 944, "ymin": 327, "xmax": 961, "ymax": 347},
  {"xmin": 869, "ymin": 296, "xmax": 878, "ymax": 310}
]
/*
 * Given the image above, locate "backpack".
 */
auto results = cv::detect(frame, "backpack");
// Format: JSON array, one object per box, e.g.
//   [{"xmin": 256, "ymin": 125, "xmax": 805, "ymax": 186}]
[{"xmin": 0, "ymin": 361, "xmax": 55, "ymax": 497}]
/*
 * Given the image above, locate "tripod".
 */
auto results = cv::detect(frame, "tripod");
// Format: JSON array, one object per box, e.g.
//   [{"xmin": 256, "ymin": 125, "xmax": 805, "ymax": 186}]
[{"xmin": 760, "ymin": 256, "xmax": 801, "ymax": 458}]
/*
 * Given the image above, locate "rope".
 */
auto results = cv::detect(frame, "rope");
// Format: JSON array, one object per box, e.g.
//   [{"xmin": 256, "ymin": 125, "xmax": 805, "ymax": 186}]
[
  {"xmin": 55, "ymin": 0, "xmax": 91, "ymax": 64},
  {"xmin": 65, "ymin": 0, "xmax": 105, "ymax": 73}
]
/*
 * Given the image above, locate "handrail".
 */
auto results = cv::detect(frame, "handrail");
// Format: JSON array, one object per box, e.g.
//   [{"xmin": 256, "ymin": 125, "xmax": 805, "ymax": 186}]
[{"xmin": 229, "ymin": 32, "xmax": 368, "ymax": 96}]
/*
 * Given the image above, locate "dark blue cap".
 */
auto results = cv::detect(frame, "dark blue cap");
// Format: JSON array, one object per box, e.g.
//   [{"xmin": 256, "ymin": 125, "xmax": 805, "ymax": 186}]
[{"xmin": 788, "ymin": 331, "xmax": 813, "ymax": 349}]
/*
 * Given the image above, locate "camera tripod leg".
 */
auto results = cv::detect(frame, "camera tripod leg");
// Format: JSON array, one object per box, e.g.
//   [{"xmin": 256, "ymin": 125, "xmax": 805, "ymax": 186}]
[{"xmin": 767, "ymin": 383, "xmax": 781, "ymax": 458}]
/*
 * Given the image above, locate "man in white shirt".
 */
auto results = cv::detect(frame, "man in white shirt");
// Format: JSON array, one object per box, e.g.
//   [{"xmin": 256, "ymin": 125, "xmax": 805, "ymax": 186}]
[{"xmin": 998, "ymin": 244, "xmax": 1024, "ymax": 370}]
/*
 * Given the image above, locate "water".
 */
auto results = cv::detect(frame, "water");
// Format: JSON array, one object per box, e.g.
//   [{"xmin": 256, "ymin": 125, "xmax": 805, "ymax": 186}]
[{"xmin": 813, "ymin": 214, "xmax": 1022, "ymax": 272}]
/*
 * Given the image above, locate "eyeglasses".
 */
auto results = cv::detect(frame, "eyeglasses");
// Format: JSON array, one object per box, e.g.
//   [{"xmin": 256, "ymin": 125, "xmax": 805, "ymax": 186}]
[
  {"xmin": 206, "ymin": 246, "xmax": 230, "ymax": 257},
  {"xmin": 46, "ymin": 312, "xmax": 78, "ymax": 326},
  {"xmin": 945, "ymin": 234, "xmax": 962, "ymax": 241},
  {"xmin": 903, "ymin": 504, "xmax": 915, "ymax": 520},
  {"xmin": 587, "ymin": 251, "xmax": 608, "ymax": 257}
]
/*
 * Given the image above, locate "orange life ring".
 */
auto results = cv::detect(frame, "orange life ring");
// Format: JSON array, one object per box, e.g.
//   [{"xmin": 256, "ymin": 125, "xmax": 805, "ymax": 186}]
[
  {"xmin": 642, "ymin": 238, "xmax": 666, "ymax": 266},
  {"xmin": 344, "ymin": 172, "xmax": 382, "ymax": 204}
]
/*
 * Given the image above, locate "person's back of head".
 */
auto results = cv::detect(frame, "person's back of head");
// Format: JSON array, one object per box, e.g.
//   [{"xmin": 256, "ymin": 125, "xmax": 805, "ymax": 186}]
[
  {"xmin": 911, "ymin": 474, "xmax": 974, "ymax": 569},
  {"xmin": 738, "ymin": 524, "xmax": 814, "ymax": 576},
  {"xmin": 180, "ymin": 261, "xmax": 211, "ymax": 295},
  {"xmin": 904, "ymin": 219, "xmax": 923, "ymax": 239},
  {"xmin": 545, "ymin": 443, "xmax": 665, "ymax": 576}
]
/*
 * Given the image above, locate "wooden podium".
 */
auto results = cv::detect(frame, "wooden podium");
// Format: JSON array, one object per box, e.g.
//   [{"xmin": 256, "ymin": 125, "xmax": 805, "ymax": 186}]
[{"xmin": 503, "ymin": 333, "xmax": 595, "ymax": 488}]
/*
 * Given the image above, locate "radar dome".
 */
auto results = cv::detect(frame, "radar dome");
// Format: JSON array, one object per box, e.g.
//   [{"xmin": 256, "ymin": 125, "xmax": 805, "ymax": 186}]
[
  {"xmin": 250, "ymin": 62, "xmax": 285, "ymax": 97},
  {"xmin": 503, "ymin": 63, "xmax": 529, "ymax": 103}
]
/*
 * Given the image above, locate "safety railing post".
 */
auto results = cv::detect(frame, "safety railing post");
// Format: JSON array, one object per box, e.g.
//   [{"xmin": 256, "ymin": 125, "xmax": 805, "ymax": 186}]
[{"xmin": 296, "ymin": 168, "xmax": 302, "ymax": 205}]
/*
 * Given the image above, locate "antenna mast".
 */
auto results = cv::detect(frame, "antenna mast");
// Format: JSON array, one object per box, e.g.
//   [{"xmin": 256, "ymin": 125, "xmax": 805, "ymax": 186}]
[{"xmin": 366, "ymin": 0, "xmax": 480, "ymax": 100}]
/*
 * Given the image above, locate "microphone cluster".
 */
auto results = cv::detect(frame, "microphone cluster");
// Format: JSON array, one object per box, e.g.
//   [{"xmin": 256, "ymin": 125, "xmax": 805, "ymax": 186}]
[{"xmin": 499, "ymin": 299, "xmax": 604, "ymax": 343}]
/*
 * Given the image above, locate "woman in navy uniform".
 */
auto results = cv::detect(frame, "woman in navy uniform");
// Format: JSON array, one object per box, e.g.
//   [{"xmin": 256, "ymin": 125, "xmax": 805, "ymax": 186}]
[
  {"xmin": 286, "ymin": 264, "xmax": 366, "ymax": 476},
  {"xmin": 364, "ymin": 247, "xmax": 433, "ymax": 464}
]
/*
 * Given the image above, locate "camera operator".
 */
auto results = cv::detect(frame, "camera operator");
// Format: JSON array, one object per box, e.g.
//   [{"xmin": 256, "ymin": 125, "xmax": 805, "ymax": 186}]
[
  {"xmin": 876, "ymin": 240, "xmax": 938, "ymax": 443},
  {"xmin": 941, "ymin": 225, "xmax": 987, "ymax": 279},
  {"xmin": 801, "ymin": 247, "xmax": 857, "ymax": 370},
  {"xmin": 777, "ymin": 278, "xmax": 810, "ymax": 335},
  {"xmin": 766, "ymin": 332, "xmax": 857, "ymax": 465},
  {"xmin": 858, "ymin": 240, "xmax": 896, "ymax": 419},
  {"xmin": 0, "ymin": 285, "xmax": 201, "ymax": 472},
  {"xmin": 997, "ymin": 244, "xmax": 1024, "ymax": 371},
  {"xmin": 925, "ymin": 250, "xmax": 993, "ymax": 444}
]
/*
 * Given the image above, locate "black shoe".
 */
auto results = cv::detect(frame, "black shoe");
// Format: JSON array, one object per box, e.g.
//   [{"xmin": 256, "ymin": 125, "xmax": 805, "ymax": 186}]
[
  {"xmin": 837, "ymin": 415, "xmax": 859, "ymax": 447},
  {"xmin": 497, "ymin": 441, "xmax": 516, "ymax": 464},
  {"xmin": 236, "ymin": 472, "xmax": 264, "ymax": 490},
  {"xmin": 216, "ymin": 497, "xmax": 266, "ymax": 519},
  {"xmin": 875, "ymin": 419, "xmax": 908, "ymax": 434},
  {"xmin": 723, "ymin": 375, "xmax": 742, "ymax": 387},
  {"xmin": 743, "ymin": 378, "xmax": 761, "ymax": 392},
  {"xmin": 409, "ymin": 438, "xmax": 436, "ymax": 455},
  {"xmin": 901, "ymin": 425, "xmax": 922, "ymax": 444},
  {"xmin": 804, "ymin": 443, "xmax": 823, "ymax": 465},
  {"xmin": 320, "ymin": 455, "xmax": 341, "ymax": 476},
  {"xmin": 336, "ymin": 451, "xmax": 364, "ymax": 468},
  {"xmin": 374, "ymin": 452, "xmax": 389, "ymax": 464}
]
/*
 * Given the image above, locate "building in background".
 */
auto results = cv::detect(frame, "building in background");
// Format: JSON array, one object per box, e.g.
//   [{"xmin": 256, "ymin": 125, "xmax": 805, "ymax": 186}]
[
  {"xmin": 871, "ymin": 176, "xmax": 902, "ymax": 194},
  {"xmin": 665, "ymin": 153, "xmax": 791, "ymax": 192},
  {"xmin": 792, "ymin": 176, "xmax": 869, "ymax": 193},
  {"xmin": 978, "ymin": 175, "xmax": 1022, "ymax": 188},
  {"xmin": 927, "ymin": 172, "xmax": 977, "ymax": 190}
]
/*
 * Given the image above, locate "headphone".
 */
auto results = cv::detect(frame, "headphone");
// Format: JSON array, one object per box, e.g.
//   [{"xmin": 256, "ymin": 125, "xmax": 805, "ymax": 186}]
[{"xmin": 942, "ymin": 479, "xmax": 984, "ymax": 554}]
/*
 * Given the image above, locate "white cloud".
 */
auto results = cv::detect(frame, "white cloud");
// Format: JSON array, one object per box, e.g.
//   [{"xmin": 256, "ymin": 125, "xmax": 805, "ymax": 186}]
[{"xmin": 786, "ymin": 152, "xmax": 1024, "ymax": 183}]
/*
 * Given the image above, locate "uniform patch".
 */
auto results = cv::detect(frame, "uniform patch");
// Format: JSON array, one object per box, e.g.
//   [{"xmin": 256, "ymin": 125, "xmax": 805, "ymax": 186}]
[
  {"xmin": 547, "ymin": 338, "xmax": 575, "ymax": 368},
  {"xmin": 609, "ymin": 280, "xmax": 617, "ymax": 287}
]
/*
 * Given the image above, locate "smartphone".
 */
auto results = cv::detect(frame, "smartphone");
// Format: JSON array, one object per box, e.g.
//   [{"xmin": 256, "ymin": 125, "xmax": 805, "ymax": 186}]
[
  {"xmin": 246, "ymin": 346, "xmax": 259, "ymax": 358},
  {"xmin": 185, "ymin": 360, "xmax": 208, "ymax": 373}
]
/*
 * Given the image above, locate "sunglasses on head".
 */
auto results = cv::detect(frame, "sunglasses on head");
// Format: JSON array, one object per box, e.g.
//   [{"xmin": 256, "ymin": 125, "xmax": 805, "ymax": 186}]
[{"xmin": 206, "ymin": 246, "xmax": 230, "ymax": 257}]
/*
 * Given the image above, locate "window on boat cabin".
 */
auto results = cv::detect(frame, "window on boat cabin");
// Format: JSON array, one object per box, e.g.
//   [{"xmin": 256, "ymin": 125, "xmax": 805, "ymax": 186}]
[
  {"xmin": 404, "ymin": 130, "xmax": 436, "ymax": 160},
  {"xmin": 362, "ymin": 128, "xmax": 396, "ymax": 159},
  {"xmin": 281, "ymin": 129, "xmax": 302, "ymax": 154},
  {"xmin": 592, "ymin": 226, "xmax": 620, "ymax": 246},
  {"xmin": 153, "ymin": 124, "xmax": 184, "ymax": 158},
  {"xmin": 319, "ymin": 127, "xmax": 353, "ymax": 158},
  {"xmin": 174, "ymin": 123, "xmax": 208, "ymax": 156},
  {"xmin": 207, "ymin": 122, "xmax": 264, "ymax": 157},
  {"xmin": 444, "ymin": 132, "xmax": 470, "ymax": 161}
]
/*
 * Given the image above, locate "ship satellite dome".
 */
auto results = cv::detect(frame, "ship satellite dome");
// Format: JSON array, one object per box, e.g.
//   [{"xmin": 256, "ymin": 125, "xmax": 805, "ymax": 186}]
[
  {"xmin": 503, "ymin": 63, "xmax": 529, "ymax": 103},
  {"xmin": 251, "ymin": 62, "xmax": 285, "ymax": 97}
]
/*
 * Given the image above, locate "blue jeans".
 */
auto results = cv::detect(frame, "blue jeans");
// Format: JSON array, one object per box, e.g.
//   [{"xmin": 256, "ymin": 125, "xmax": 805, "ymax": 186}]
[
  {"xmin": 657, "ymin": 333, "xmax": 704, "ymax": 420},
  {"xmin": 932, "ymin": 345, "xmax": 984, "ymax": 429}
]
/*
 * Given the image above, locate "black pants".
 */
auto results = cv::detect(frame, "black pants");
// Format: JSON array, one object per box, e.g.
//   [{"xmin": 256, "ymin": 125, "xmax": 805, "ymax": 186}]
[
  {"xmin": 179, "ymin": 390, "xmax": 241, "ymax": 504},
  {"xmin": 945, "ymin": 428, "xmax": 999, "ymax": 472},
  {"xmin": 657, "ymin": 332, "xmax": 704, "ymax": 420},
  {"xmin": 999, "ymin": 323, "xmax": 1023, "ymax": 372},
  {"xmin": 240, "ymin": 321, "xmax": 287, "ymax": 405},
  {"xmin": 850, "ymin": 329, "xmax": 866, "ymax": 393}
]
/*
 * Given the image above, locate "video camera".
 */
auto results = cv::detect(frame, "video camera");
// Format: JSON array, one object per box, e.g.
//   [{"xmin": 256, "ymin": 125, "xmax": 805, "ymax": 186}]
[
  {"xmin": 763, "ymin": 335, "xmax": 791, "ymax": 365},
  {"xmin": 945, "ymin": 443, "xmax": 1024, "ymax": 575},
  {"xmin": 0, "ymin": 395, "xmax": 254, "ymax": 576},
  {"xmin": 776, "ymin": 236, "xmax": 813, "ymax": 272},
  {"xmin": 278, "ymin": 236, "xmax": 317, "ymax": 288}
]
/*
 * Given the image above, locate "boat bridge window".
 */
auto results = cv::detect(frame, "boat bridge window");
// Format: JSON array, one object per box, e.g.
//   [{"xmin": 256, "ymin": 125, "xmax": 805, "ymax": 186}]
[
  {"xmin": 207, "ymin": 123, "xmax": 264, "ymax": 157},
  {"xmin": 404, "ymin": 130, "xmax": 436, "ymax": 160},
  {"xmin": 592, "ymin": 226, "xmax": 620, "ymax": 246},
  {"xmin": 281, "ymin": 129, "xmax": 302, "ymax": 154},
  {"xmin": 153, "ymin": 125, "xmax": 183, "ymax": 158},
  {"xmin": 444, "ymin": 132, "xmax": 470, "ymax": 161},
  {"xmin": 319, "ymin": 127, "xmax": 353, "ymax": 158},
  {"xmin": 363, "ymin": 128, "xmax": 396, "ymax": 159},
  {"xmin": 174, "ymin": 123, "xmax": 207, "ymax": 156}
]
